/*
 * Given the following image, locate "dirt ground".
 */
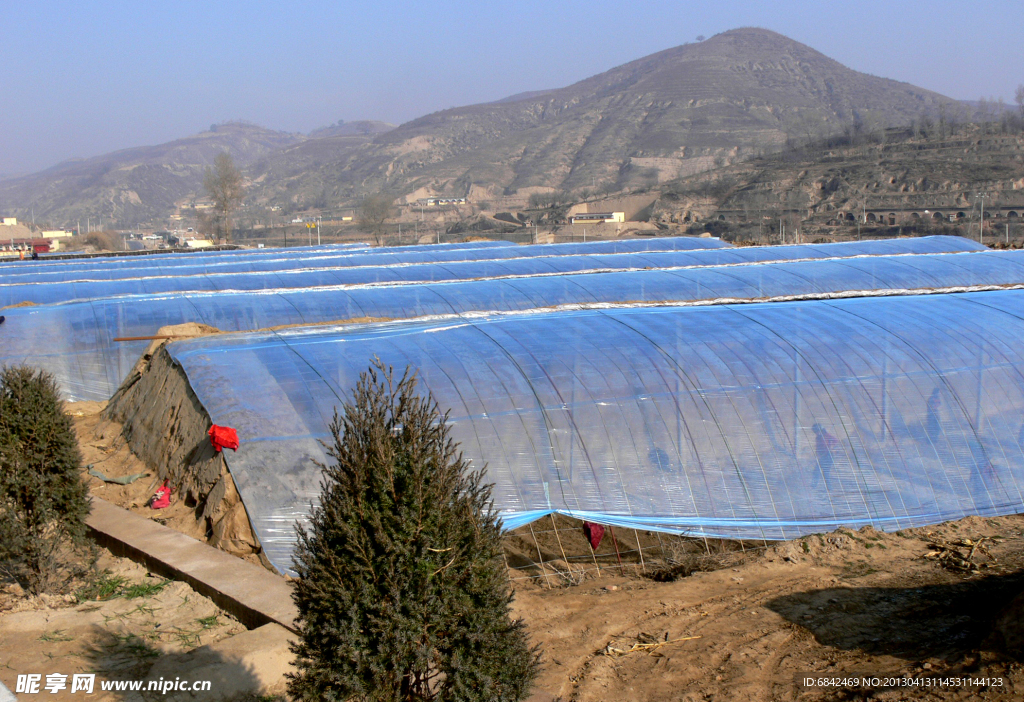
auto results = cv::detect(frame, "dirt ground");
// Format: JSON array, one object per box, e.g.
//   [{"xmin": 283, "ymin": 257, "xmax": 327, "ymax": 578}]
[
  {"xmin": 0, "ymin": 548, "xmax": 277, "ymax": 701},
  {"xmin": 511, "ymin": 515, "xmax": 1024, "ymax": 701},
  {"xmin": 8, "ymin": 401, "xmax": 1019, "ymax": 701}
]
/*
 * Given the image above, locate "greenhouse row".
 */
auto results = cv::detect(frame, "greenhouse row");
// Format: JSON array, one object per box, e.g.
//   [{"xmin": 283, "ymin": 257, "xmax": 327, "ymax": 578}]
[
  {"xmin": 3, "ymin": 235, "xmax": 1022, "ymax": 576},
  {"xmin": 1, "ymin": 237, "xmax": 1002, "ymax": 401},
  {"xmin": 0, "ymin": 235, "xmax": 980, "ymax": 307},
  {"xmin": 170, "ymin": 288, "xmax": 1024, "ymax": 573}
]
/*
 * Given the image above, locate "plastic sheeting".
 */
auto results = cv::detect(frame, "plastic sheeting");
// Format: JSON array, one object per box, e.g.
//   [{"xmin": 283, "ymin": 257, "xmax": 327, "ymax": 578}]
[
  {"xmin": 0, "ymin": 237, "xmax": 730, "ymax": 300},
  {"xmin": 0, "ymin": 237, "xmax": 985, "ymax": 308},
  {"xmin": 166, "ymin": 288, "xmax": 1024, "ymax": 574},
  {"xmin": 3, "ymin": 244, "xmax": 1015, "ymax": 402},
  {"xmin": 0, "ymin": 241, "xmax": 504, "ymax": 282}
]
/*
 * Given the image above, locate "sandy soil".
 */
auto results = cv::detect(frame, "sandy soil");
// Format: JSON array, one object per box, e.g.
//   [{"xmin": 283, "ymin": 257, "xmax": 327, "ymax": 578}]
[
  {"xmin": 512, "ymin": 516, "xmax": 1024, "ymax": 701},
  {"xmin": 0, "ymin": 549, "xmax": 256, "ymax": 701}
]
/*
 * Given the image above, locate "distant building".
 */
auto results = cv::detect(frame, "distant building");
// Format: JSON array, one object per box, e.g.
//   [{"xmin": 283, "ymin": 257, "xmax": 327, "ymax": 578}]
[
  {"xmin": 184, "ymin": 239, "xmax": 214, "ymax": 249},
  {"xmin": 1, "ymin": 217, "xmax": 17, "ymax": 226},
  {"xmin": 416, "ymin": 197, "xmax": 467, "ymax": 207},
  {"xmin": 40, "ymin": 229, "xmax": 73, "ymax": 239},
  {"xmin": 569, "ymin": 212, "xmax": 625, "ymax": 224},
  {"xmin": 0, "ymin": 238, "xmax": 52, "ymax": 255}
]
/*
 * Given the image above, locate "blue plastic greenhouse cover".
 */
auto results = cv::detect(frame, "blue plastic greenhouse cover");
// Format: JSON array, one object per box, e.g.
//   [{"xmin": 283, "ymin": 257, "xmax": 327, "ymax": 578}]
[
  {"xmin": 0, "ymin": 236, "xmax": 984, "ymax": 308},
  {"xmin": 5, "ymin": 245, "xmax": 1018, "ymax": 402},
  {"xmin": 166, "ymin": 288, "xmax": 1024, "ymax": 574},
  {"xmin": 0, "ymin": 241, "xmax": 512, "ymax": 281},
  {"xmin": 0, "ymin": 236, "xmax": 730, "ymax": 289}
]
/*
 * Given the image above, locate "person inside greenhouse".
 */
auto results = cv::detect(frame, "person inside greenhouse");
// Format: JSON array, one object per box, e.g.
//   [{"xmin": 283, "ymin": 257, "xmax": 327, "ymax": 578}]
[
  {"xmin": 811, "ymin": 423, "xmax": 839, "ymax": 488},
  {"xmin": 649, "ymin": 446, "xmax": 672, "ymax": 472},
  {"xmin": 925, "ymin": 388, "xmax": 942, "ymax": 443}
]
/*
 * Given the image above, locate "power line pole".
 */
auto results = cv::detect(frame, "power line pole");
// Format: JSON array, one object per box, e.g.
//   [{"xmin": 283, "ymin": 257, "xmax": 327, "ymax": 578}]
[
  {"xmin": 976, "ymin": 192, "xmax": 987, "ymax": 244},
  {"xmin": 979, "ymin": 194, "xmax": 986, "ymax": 244}
]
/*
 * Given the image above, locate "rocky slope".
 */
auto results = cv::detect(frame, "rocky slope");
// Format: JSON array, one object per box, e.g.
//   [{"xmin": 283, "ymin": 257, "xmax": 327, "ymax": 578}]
[
  {"xmin": 2, "ymin": 28, "xmax": 959, "ymax": 227},
  {"xmin": 251, "ymin": 27, "xmax": 955, "ymax": 206}
]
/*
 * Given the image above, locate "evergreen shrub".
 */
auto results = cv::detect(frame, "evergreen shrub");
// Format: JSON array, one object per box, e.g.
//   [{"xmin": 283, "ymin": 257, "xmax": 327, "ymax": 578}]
[
  {"xmin": 289, "ymin": 362, "xmax": 539, "ymax": 701},
  {"xmin": 0, "ymin": 366, "xmax": 91, "ymax": 593}
]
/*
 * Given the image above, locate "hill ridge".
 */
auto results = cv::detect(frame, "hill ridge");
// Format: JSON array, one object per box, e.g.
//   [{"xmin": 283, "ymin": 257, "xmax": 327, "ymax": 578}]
[{"xmin": 1, "ymin": 28, "xmax": 959, "ymax": 227}]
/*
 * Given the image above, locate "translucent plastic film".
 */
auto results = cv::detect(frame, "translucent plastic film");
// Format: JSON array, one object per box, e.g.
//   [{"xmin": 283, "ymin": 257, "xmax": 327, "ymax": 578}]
[
  {"xmin": 0, "ymin": 236, "xmax": 982, "ymax": 307},
  {"xmin": 1, "ymin": 241, "xmax": 502, "ymax": 280},
  {"xmin": 168, "ymin": 290, "xmax": 1024, "ymax": 574},
  {"xmin": 0, "ymin": 236, "xmax": 730, "ymax": 294},
  {"xmin": 7, "ymin": 246, "xmax": 1021, "ymax": 402}
]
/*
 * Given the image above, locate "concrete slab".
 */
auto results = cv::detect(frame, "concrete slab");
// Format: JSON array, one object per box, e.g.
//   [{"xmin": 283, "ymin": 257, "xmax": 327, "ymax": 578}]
[{"xmin": 85, "ymin": 496, "xmax": 298, "ymax": 632}]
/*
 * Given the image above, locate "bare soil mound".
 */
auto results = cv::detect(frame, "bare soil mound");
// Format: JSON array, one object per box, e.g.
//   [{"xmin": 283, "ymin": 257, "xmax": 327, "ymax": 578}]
[{"xmin": 88, "ymin": 324, "xmax": 263, "ymax": 564}]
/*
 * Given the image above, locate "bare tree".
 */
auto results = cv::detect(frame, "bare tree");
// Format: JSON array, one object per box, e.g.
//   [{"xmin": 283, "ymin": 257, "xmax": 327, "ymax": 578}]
[
  {"xmin": 359, "ymin": 192, "xmax": 395, "ymax": 245},
  {"xmin": 1015, "ymin": 84, "xmax": 1024, "ymax": 122},
  {"xmin": 204, "ymin": 152, "xmax": 245, "ymax": 242}
]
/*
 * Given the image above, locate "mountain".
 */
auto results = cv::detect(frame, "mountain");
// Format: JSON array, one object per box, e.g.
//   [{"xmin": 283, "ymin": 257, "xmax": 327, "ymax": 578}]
[
  {"xmin": 1, "ymin": 28, "xmax": 959, "ymax": 226},
  {"xmin": 0, "ymin": 122, "xmax": 306, "ymax": 227},
  {"xmin": 247, "ymin": 28, "xmax": 957, "ymax": 206}
]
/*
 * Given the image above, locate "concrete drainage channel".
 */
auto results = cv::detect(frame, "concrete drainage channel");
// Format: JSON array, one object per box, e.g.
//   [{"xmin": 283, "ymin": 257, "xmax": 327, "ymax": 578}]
[{"xmin": 85, "ymin": 497, "xmax": 298, "ymax": 632}]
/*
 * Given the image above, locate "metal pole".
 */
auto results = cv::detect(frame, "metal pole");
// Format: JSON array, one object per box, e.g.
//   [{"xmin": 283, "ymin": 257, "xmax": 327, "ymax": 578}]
[
  {"xmin": 317, "ymin": 217, "xmax": 321, "ymax": 245},
  {"xmin": 980, "ymin": 195, "xmax": 985, "ymax": 244}
]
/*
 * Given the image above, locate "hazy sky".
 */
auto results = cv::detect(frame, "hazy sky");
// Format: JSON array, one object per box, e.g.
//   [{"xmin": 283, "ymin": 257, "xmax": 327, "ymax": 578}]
[{"xmin": 2, "ymin": 0, "xmax": 1023, "ymax": 176}]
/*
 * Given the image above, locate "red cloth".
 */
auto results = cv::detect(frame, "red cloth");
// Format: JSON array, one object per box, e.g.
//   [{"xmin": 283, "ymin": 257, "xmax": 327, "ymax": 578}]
[
  {"xmin": 209, "ymin": 425, "xmax": 240, "ymax": 452},
  {"xmin": 149, "ymin": 480, "xmax": 171, "ymax": 509},
  {"xmin": 582, "ymin": 521, "xmax": 605, "ymax": 550}
]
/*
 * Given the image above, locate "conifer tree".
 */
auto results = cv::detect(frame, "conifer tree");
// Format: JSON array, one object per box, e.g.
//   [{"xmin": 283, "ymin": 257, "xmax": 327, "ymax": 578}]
[
  {"xmin": 0, "ymin": 366, "xmax": 91, "ymax": 593},
  {"xmin": 289, "ymin": 361, "xmax": 538, "ymax": 702}
]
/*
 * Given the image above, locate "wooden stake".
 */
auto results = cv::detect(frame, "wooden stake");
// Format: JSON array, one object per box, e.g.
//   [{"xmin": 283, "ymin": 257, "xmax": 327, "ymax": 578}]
[
  {"xmin": 608, "ymin": 525, "xmax": 625, "ymax": 575},
  {"xmin": 550, "ymin": 514, "xmax": 571, "ymax": 569},
  {"xmin": 634, "ymin": 529, "xmax": 647, "ymax": 575},
  {"xmin": 528, "ymin": 523, "xmax": 552, "ymax": 587},
  {"xmin": 112, "ymin": 335, "xmax": 182, "ymax": 342}
]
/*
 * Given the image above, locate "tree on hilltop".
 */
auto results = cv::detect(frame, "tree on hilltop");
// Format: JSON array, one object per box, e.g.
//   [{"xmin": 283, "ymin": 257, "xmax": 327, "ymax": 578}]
[{"xmin": 204, "ymin": 152, "xmax": 245, "ymax": 242}]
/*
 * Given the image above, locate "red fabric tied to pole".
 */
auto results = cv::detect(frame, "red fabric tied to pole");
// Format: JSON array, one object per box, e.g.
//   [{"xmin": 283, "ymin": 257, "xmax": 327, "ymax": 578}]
[
  {"xmin": 148, "ymin": 480, "xmax": 172, "ymax": 509},
  {"xmin": 582, "ymin": 521, "xmax": 605, "ymax": 550},
  {"xmin": 209, "ymin": 425, "xmax": 240, "ymax": 452}
]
